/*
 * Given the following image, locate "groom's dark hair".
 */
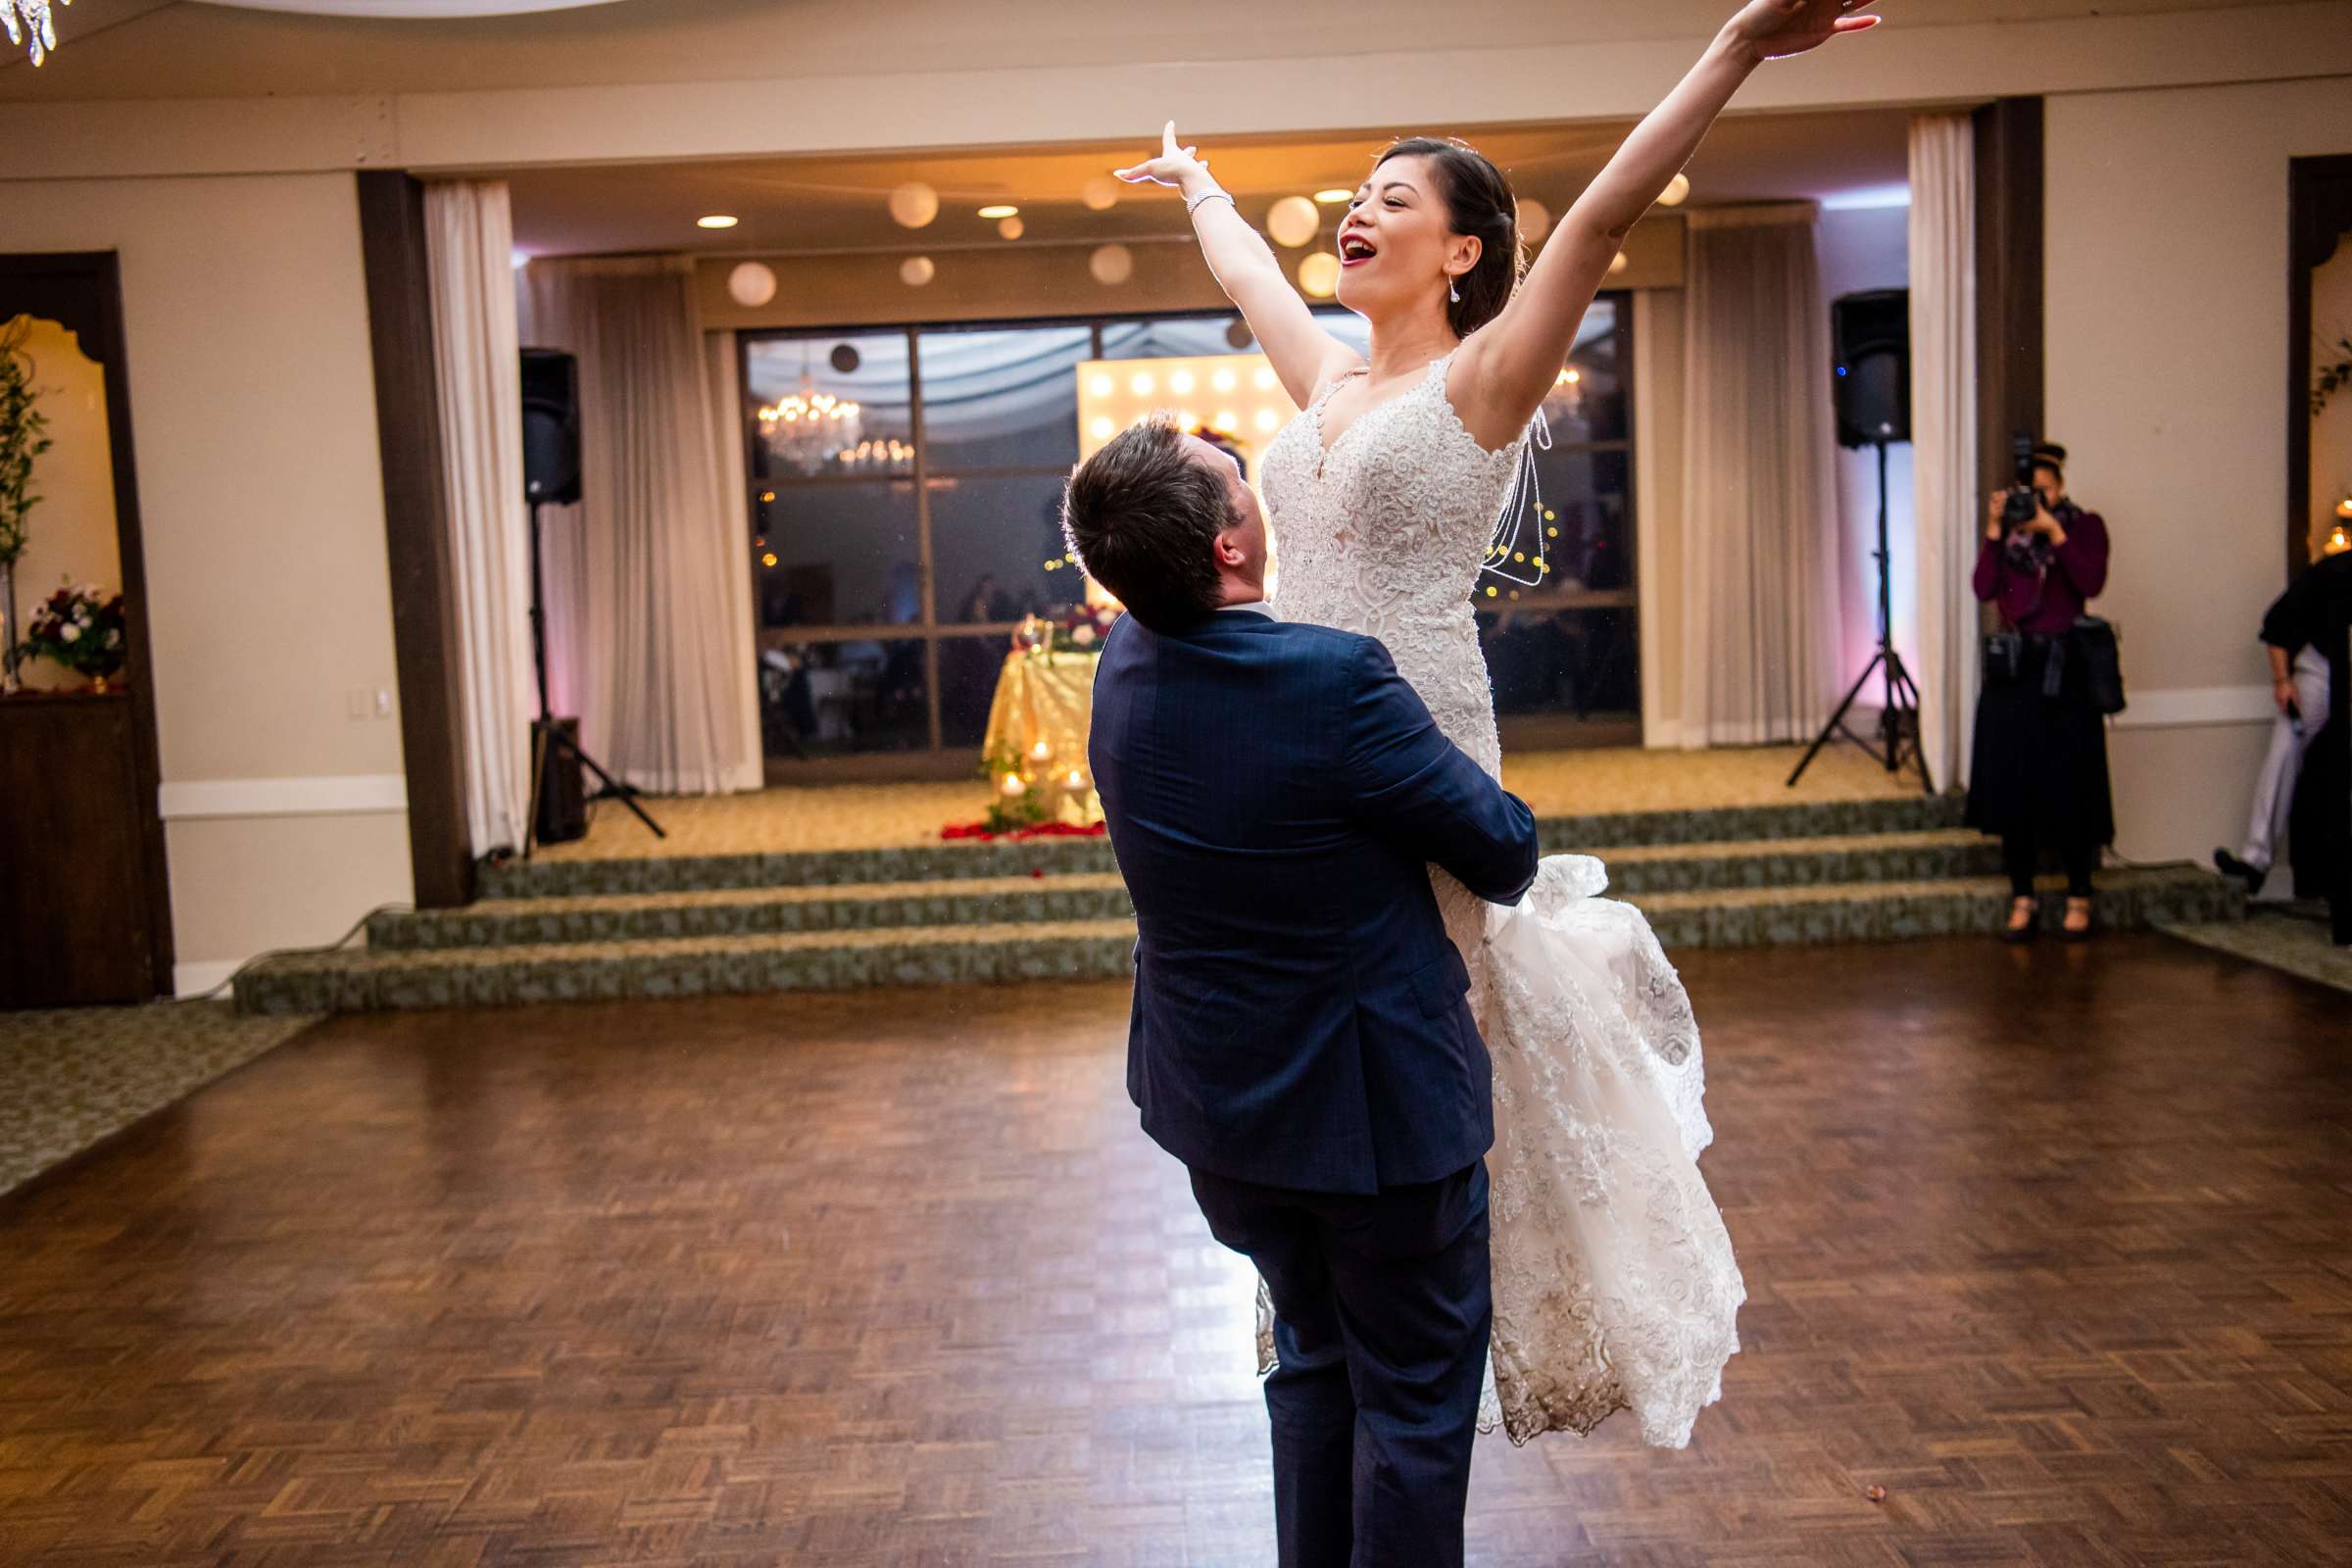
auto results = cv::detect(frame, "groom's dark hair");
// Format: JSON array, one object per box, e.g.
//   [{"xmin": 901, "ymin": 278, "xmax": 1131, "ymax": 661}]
[{"xmin": 1060, "ymin": 414, "xmax": 1235, "ymax": 633}]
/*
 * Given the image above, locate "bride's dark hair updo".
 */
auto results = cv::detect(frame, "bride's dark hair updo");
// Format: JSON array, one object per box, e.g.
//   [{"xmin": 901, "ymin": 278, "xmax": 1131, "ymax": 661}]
[{"xmin": 1375, "ymin": 136, "xmax": 1525, "ymax": 338}]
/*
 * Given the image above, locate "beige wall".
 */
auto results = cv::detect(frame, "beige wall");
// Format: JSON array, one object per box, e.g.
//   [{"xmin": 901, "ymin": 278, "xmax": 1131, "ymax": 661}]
[
  {"xmin": 2046, "ymin": 74, "xmax": 2352, "ymax": 865},
  {"xmin": 0, "ymin": 173, "xmax": 412, "ymax": 992},
  {"xmin": 5, "ymin": 315, "xmax": 122, "ymax": 693}
]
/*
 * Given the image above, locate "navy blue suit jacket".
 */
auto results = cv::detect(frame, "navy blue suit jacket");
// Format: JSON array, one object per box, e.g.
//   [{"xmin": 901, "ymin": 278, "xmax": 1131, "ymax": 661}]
[{"xmin": 1090, "ymin": 608, "xmax": 1540, "ymax": 1196}]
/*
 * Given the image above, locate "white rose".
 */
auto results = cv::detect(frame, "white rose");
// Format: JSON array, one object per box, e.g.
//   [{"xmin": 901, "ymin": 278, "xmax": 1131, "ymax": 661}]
[
  {"xmin": 1072, "ymin": 624, "xmax": 1097, "ymax": 647},
  {"xmin": 60, "ymin": 624, "xmax": 79, "ymax": 643}
]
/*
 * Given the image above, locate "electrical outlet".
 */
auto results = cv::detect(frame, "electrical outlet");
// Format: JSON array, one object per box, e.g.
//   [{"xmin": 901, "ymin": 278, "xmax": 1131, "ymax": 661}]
[
  {"xmin": 346, "ymin": 688, "xmax": 368, "ymax": 720},
  {"xmin": 374, "ymin": 689, "xmax": 394, "ymax": 719}
]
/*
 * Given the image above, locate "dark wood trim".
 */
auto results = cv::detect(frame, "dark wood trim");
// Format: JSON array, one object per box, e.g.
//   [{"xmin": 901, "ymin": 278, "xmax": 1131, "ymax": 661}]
[
  {"xmin": 0, "ymin": 250, "xmax": 176, "ymax": 997},
  {"xmin": 2288, "ymin": 156, "xmax": 2352, "ymax": 580},
  {"xmin": 356, "ymin": 172, "xmax": 475, "ymax": 907},
  {"xmin": 1973, "ymin": 98, "xmax": 2045, "ymax": 499}
]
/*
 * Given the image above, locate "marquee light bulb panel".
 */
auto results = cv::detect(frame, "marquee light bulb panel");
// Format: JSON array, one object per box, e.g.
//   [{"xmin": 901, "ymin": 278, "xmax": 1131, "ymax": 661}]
[{"xmin": 1074, "ymin": 351, "xmax": 1298, "ymax": 609}]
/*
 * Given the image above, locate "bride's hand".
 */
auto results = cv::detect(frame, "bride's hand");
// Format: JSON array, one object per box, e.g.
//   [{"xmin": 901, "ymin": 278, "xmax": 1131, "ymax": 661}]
[
  {"xmin": 1724, "ymin": 0, "xmax": 1882, "ymax": 63},
  {"xmin": 1114, "ymin": 121, "xmax": 1212, "ymax": 197}
]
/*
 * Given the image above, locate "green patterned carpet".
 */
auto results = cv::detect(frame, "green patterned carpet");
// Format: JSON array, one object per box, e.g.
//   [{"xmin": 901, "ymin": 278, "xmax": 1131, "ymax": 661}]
[
  {"xmin": 2158, "ymin": 903, "xmax": 2352, "ymax": 997},
  {"xmin": 0, "ymin": 1004, "xmax": 318, "ymax": 1196}
]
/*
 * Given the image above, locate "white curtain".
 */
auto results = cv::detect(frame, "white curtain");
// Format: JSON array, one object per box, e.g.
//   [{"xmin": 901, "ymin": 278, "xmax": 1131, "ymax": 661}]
[
  {"xmin": 1677, "ymin": 204, "xmax": 1842, "ymax": 748},
  {"xmin": 423, "ymin": 180, "xmax": 536, "ymax": 857},
  {"xmin": 1909, "ymin": 115, "xmax": 1981, "ymax": 792},
  {"xmin": 517, "ymin": 257, "xmax": 760, "ymax": 796},
  {"xmin": 706, "ymin": 328, "xmax": 763, "ymax": 793}
]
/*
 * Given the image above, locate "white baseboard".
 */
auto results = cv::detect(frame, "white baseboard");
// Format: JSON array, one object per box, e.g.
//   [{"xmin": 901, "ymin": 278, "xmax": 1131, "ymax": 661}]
[
  {"xmin": 2111, "ymin": 686, "xmax": 2276, "ymax": 730},
  {"xmin": 173, "ymin": 959, "xmax": 243, "ymax": 999},
  {"xmin": 160, "ymin": 773, "xmax": 409, "ymax": 820}
]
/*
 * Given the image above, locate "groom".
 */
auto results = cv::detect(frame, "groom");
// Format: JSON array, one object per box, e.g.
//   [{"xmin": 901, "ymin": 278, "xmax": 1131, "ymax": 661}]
[{"xmin": 1063, "ymin": 416, "xmax": 1539, "ymax": 1565}]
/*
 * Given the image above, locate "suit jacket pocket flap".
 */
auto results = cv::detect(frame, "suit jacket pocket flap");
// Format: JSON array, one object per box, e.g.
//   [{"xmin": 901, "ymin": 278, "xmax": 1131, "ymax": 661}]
[{"xmin": 1408, "ymin": 947, "xmax": 1473, "ymax": 1018}]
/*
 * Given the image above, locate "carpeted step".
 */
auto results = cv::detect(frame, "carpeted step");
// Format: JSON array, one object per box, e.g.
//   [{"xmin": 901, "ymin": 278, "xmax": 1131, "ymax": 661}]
[
  {"xmin": 234, "ymin": 918, "xmax": 1143, "ymax": 1017},
  {"xmin": 1630, "ymin": 863, "xmax": 2243, "ymax": 950},
  {"xmin": 477, "ymin": 792, "xmax": 1968, "ymax": 900},
  {"xmin": 241, "ymin": 861, "xmax": 2239, "ymax": 1016},
  {"xmin": 377, "ymin": 830, "xmax": 2003, "ymax": 953}
]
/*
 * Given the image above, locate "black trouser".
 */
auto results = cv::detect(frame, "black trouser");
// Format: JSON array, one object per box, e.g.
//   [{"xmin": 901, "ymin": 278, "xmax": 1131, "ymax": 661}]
[
  {"xmin": 1187, "ymin": 1160, "xmax": 1492, "ymax": 1568},
  {"xmin": 2003, "ymin": 830, "xmax": 2097, "ymax": 900}
]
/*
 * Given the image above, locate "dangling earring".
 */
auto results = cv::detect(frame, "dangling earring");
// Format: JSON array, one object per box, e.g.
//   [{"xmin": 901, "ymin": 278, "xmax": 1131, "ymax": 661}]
[{"xmin": 1446, "ymin": 273, "xmax": 1461, "ymax": 305}]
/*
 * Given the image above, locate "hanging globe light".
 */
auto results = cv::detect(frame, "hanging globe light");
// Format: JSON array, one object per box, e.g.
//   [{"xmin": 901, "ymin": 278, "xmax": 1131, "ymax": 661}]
[
  {"xmin": 888, "ymin": 181, "xmax": 940, "ymax": 228},
  {"xmin": 1089, "ymin": 244, "xmax": 1135, "ymax": 285},
  {"xmin": 1298, "ymin": 251, "xmax": 1341, "ymax": 299},
  {"xmin": 1266, "ymin": 196, "xmax": 1321, "ymax": 249},
  {"xmin": 727, "ymin": 261, "xmax": 778, "ymax": 307}
]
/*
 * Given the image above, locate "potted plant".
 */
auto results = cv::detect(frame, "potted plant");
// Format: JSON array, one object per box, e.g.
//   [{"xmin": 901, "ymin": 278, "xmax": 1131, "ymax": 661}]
[
  {"xmin": 20, "ymin": 582, "xmax": 126, "ymax": 692},
  {"xmin": 0, "ymin": 316, "xmax": 51, "ymax": 694}
]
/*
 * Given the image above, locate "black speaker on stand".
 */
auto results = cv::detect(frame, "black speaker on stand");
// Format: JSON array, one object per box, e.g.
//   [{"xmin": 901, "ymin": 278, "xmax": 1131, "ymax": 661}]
[
  {"xmin": 519, "ymin": 348, "xmax": 665, "ymax": 853},
  {"xmin": 1788, "ymin": 290, "xmax": 1934, "ymax": 795}
]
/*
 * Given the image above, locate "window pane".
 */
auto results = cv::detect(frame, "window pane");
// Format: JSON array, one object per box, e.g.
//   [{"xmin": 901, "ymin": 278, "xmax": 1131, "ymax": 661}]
[
  {"xmin": 1477, "ymin": 607, "xmax": 1640, "ymax": 719},
  {"xmin": 928, "ymin": 473, "xmax": 1087, "ymax": 627},
  {"xmin": 745, "ymin": 331, "xmax": 913, "ymax": 482},
  {"xmin": 1099, "ymin": 314, "xmax": 1253, "ymax": 361},
  {"xmin": 1528, "ymin": 448, "xmax": 1632, "ymax": 591},
  {"xmin": 1541, "ymin": 299, "xmax": 1627, "ymax": 444},
  {"xmin": 755, "ymin": 633, "xmax": 932, "ymax": 758},
  {"xmin": 939, "ymin": 634, "xmax": 1010, "ymax": 749},
  {"xmin": 753, "ymin": 481, "xmax": 920, "ymax": 629},
  {"xmin": 916, "ymin": 326, "xmax": 1092, "ymax": 471}
]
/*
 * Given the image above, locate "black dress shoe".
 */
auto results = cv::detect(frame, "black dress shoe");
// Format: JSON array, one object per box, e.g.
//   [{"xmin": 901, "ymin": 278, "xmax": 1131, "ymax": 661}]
[{"xmin": 2213, "ymin": 848, "xmax": 2268, "ymax": 897}]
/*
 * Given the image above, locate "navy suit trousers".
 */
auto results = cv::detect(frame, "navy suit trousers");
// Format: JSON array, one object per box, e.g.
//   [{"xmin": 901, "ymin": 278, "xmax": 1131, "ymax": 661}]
[{"xmin": 1188, "ymin": 1160, "xmax": 1493, "ymax": 1568}]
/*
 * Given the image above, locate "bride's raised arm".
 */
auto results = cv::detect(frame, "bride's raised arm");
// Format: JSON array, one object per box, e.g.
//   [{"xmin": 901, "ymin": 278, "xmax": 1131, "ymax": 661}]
[
  {"xmin": 1455, "ymin": 1, "xmax": 1883, "ymax": 446},
  {"xmin": 1115, "ymin": 122, "xmax": 1364, "ymax": 409}
]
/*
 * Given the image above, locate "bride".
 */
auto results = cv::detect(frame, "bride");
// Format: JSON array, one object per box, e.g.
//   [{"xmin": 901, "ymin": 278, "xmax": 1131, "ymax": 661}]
[{"xmin": 1116, "ymin": 0, "xmax": 1882, "ymax": 1446}]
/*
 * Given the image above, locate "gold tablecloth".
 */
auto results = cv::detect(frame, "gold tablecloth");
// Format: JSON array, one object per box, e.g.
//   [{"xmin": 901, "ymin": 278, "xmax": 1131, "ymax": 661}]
[{"xmin": 980, "ymin": 649, "xmax": 1103, "ymax": 827}]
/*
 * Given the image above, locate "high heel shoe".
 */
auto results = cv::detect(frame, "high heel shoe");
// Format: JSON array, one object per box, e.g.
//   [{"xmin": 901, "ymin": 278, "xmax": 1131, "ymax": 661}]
[
  {"xmin": 2001, "ymin": 896, "xmax": 2039, "ymax": 944},
  {"xmin": 2060, "ymin": 896, "xmax": 2097, "ymax": 942}
]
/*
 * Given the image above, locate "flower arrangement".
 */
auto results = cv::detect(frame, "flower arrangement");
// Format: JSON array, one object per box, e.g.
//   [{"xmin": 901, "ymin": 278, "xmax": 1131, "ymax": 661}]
[
  {"xmin": 20, "ymin": 582, "xmax": 126, "ymax": 686},
  {"xmin": 980, "ymin": 745, "xmax": 1050, "ymax": 834},
  {"xmin": 1054, "ymin": 601, "xmax": 1120, "ymax": 653}
]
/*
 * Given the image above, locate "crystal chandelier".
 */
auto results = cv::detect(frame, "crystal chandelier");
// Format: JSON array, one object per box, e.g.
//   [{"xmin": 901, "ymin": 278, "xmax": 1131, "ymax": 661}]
[
  {"xmin": 3, "ymin": 0, "xmax": 68, "ymax": 67},
  {"xmin": 757, "ymin": 346, "xmax": 863, "ymax": 476},
  {"xmin": 757, "ymin": 389, "xmax": 864, "ymax": 476}
]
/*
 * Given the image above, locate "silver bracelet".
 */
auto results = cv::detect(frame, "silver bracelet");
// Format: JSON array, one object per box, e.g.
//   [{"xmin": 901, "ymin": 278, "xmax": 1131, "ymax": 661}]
[{"xmin": 1186, "ymin": 188, "xmax": 1237, "ymax": 218}]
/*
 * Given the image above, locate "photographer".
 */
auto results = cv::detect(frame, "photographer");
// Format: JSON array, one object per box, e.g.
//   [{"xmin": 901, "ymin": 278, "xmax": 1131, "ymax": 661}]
[{"xmin": 1965, "ymin": 441, "xmax": 2115, "ymax": 941}]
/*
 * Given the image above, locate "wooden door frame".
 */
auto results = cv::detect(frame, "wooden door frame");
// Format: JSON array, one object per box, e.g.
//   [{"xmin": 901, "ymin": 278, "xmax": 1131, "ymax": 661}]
[
  {"xmin": 356, "ymin": 172, "xmax": 475, "ymax": 908},
  {"xmin": 0, "ymin": 251, "xmax": 174, "ymax": 994},
  {"xmin": 2288, "ymin": 156, "xmax": 2352, "ymax": 578}
]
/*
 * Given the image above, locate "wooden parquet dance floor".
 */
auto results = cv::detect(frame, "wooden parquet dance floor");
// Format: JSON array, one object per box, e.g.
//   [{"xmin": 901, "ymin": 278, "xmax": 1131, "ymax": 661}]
[{"xmin": 1, "ymin": 935, "xmax": 2346, "ymax": 1566}]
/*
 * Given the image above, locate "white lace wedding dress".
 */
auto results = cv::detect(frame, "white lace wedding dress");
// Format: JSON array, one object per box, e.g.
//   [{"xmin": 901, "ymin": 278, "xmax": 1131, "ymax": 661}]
[{"xmin": 1257, "ymin": 348, "xmax": 1746, "ymax": 1447}]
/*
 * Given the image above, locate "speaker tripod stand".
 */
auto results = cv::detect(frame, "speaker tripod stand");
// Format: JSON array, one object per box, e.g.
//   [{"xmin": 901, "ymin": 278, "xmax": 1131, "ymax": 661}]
[
  {"xmin": 1788, "ymin": 438, "xmax": 1935, "ymax": 795},
  {"xmin": 523, "ymin": 498, "xmax": 666, "ymax": 857}
]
